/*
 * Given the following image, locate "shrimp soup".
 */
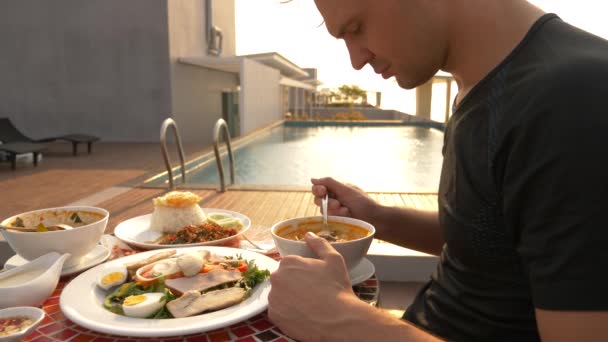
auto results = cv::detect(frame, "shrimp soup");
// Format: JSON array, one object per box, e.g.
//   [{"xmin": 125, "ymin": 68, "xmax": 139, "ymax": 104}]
[{"xmin": 275, "ymin": 220, "xmax": 370, "ymax": 243}]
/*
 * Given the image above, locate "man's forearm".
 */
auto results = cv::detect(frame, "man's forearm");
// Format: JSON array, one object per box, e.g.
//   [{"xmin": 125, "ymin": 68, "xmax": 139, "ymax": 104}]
[
  {"xmin": 369, "ymin": 205, "xmax": 443, "ymax": 255},
  {"xmin": 329, "ymin": 293, "xmax": 444, "ymax": 342}
]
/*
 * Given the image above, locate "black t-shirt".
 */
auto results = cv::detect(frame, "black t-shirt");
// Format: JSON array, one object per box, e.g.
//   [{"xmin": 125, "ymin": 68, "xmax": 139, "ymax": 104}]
[{"xmin": 404, "ymin": 14, "xmax": 608, "ymax": 341}]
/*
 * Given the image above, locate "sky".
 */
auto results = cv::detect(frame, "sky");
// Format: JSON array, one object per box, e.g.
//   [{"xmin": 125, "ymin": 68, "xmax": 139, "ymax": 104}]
[{"xmin": 235, "ymin": 0, "xmax": 608, "ymax": 118}]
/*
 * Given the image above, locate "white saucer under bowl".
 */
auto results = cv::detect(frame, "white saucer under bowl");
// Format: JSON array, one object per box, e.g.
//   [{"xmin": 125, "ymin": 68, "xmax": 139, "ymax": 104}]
[
  {"xmin": 4, "ymin": 244, "xmax": 110, "ymax": 277},
  {"xmin": 349, "ymin": 257, "xmax": 375, "ymax": 285}
]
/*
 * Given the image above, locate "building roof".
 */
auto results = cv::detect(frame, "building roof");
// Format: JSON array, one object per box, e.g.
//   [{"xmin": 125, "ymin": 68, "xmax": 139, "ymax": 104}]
[
  {"xmin": 242, "ymin": 52, "xmax": 309, "ymax": 78},
  {"xmin": 178, "ymin": 54, "xmax": 316, "ymax": 90}
]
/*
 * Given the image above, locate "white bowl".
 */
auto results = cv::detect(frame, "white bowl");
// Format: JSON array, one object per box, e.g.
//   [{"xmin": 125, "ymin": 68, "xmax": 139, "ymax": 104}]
[
  {"xmin": 271, "ymin": 216, "xmax": 375, "ymax": 271},
  {"xmin": 0, "ymin": 252, "xmax": 70, "ymax": 309},
  {"xmin": 0, "ymin": 306, "xmax": 45, "ymax": 342},
  {"xmin": 1, "ymin": 206, "xmax": 108, "ymax": 268}
]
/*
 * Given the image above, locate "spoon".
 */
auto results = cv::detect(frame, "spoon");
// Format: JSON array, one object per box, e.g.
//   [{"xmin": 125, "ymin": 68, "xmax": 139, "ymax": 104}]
[
  {"xmin": 241, "ymin": 233, "xmax": 264, "ymax": 250},
  {"xmin": 47, "ymin": 223, "xmax": 74, "ymax": 230},
  {"xmin": 317, "ymin": 194, "xmax": 338, "ymax": 242},
  {"xmin": 321, "ymin": 193, "xmax": 329, "ymax": 231}
]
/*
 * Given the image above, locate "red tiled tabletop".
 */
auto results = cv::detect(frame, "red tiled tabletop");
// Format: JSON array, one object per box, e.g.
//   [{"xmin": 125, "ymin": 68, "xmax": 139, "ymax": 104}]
[{"xmin": 23, "ymin": 249, "xmax": 379, "ymax": 342}]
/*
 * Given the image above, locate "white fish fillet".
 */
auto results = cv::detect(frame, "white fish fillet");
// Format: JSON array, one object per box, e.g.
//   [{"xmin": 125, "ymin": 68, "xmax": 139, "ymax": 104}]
[{"xmin": 167, "ymin": 287, "xmax": 247, "ymax": 318}]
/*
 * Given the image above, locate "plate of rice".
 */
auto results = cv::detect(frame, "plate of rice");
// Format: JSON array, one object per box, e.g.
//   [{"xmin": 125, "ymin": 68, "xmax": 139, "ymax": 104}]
[{"xmin": 114, "ymin": 192, "xmax": 251, "ymax": 250}]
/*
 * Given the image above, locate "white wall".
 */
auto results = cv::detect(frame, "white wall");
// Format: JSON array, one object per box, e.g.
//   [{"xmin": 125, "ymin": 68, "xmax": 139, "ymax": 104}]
[
  {"xmin": 240, "ymin": 59, "xmax": 281, "ymax": 135},
  {"xmin": 0, "ymin": 0, "xmax": 171, "ymax": 142},
  {"xmin": 167, "ymin": 0, "xmax": 239, "ymax": 144}
]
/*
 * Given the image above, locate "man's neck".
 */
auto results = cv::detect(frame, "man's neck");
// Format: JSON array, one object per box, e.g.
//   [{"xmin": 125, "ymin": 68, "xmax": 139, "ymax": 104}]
[{"xmin": 442, "ymin": 0, "xmax": 545, "ymax": 104}]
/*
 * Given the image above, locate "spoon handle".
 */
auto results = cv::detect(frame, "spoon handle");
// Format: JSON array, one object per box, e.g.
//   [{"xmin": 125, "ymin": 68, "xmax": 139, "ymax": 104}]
[{"xmin": 322, "ymin": 194, "xmax": 329, "ymax": 229}]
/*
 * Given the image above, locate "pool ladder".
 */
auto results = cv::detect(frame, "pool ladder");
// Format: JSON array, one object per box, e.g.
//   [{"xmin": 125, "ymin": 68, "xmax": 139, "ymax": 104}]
[
  {"xmin": 213, "ymin": 118, "xmax": 235, "ymax": 192},
  {"xmin": 160, "ymin": 118, "xmax": 186, "ymax": 190}
]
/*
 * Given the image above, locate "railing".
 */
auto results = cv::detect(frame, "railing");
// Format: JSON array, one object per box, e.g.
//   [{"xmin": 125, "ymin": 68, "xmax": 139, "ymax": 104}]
[
  {"xmin": 160, "ymin": 118, "xmax": 186, "ymax": 190},
  {"xmin": 213, "ymin": 118, "xmax": 235, "ymax": 192}
]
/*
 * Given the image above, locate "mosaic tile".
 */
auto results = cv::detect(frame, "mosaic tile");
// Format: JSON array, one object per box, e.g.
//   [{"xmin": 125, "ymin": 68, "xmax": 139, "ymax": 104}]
[
  {"xmin": 208, "ymin": 331, "xmax": 231, "ymax": 342},
  {"xmin": 39, "ymin": 315, "xmax": 55, "ymax": 326},
  {"xmin": 255, "ymin": 330, "xmax": 279, "ymax": 342},
  {"xmin": 251, "ymin": 319, "xmax": 273, "ymax": 332},
  {"xmin": 45, "ymin": 304, "xmax": 61, "ymax": 315},
  {"xmin": 71, "ymin": 333, "xmax": 99, "ymax": 342},
  {"xmin": 24, "ymin": 330, "xmax": 41, "ymax": 341},
  {"xmin": 44, "ymin": 297, "xmax": 60, "ymax": 306},
  {"xmin": 184, "ymin": 336, "xmax": 209, "ymax": 342},
  {"xmin": 232, "ymin": 326, "xmax": 255, "ymax": 338},
  {"xmin": 235, "ymin": 337, "xmax": 256, "ymax": 342},
  {"xmin": 51, "ymin": 328, "xmax": 79, "ymax": 340},
  {"xmin": 93, "ymin": 337, "xmax": 115, "ymax": 342},
  {"xmin": 38, "ymin": 322, "xmax": 65, "ymax": 335}
]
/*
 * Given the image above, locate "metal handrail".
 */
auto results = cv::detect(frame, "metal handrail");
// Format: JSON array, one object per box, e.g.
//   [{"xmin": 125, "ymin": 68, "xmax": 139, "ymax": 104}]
[
  {"xmin": 213, "ymin": 118, "xmax": 235, "ymax": 192},
  {"xmin": 160, "ymin": 118, "xmax": 186, "ymax": 190}
]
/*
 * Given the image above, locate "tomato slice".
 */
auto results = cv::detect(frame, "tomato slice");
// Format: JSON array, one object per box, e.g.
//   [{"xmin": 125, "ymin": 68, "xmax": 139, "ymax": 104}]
[{"xmin": 202, "ymin": 260, "xmax": 248, "ymax": 273}]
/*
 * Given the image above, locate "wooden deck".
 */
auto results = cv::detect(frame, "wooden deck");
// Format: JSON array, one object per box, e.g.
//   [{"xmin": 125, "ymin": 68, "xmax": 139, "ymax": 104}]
[
  {"xmin": 99, "ymin": 188, "xmax": 438, "ymax": 242},
  {"xmin": 0, "ymin": 142, "xmax": 206, "ymax": 218}
]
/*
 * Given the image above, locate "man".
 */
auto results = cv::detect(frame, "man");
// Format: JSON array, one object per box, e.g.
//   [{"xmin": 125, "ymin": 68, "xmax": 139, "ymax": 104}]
[{"xmin": 267, "ymin": 0, "xmax": 608, "ymax": 341}]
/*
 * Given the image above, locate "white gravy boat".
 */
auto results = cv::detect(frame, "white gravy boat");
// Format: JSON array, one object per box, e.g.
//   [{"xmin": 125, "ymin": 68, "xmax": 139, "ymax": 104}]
[{"xmin": 0, "ymin": 252, "xmax": 70, "ymax": 308}]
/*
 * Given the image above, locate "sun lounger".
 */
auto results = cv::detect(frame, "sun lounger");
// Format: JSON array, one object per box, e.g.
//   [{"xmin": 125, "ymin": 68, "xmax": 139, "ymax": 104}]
[
  {"xmin": 37, "ymin": 134, "xmax": 100, "ymax": 156},
  {"xmin": 0, "ymin": 117, "xmax": 100, "ymax": 156},
  {"xmin": 0, "ymin": 142, "xmax": 46, "ymax": 170}
]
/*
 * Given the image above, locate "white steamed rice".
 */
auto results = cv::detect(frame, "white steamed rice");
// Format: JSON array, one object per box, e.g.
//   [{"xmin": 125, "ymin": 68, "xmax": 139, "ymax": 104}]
[{"xmin": 149, "ymin": 204, "xmax": 207, "ymax": 233}]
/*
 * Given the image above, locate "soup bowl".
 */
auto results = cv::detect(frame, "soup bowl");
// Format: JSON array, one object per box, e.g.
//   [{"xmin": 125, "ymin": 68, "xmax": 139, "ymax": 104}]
[
  {"xmin": 271, "ymin": 216, "xmax": 375, "ymax": 271},
  {"xmin": 0, "ymin": 306, "xmax": 46, "ymax": 342},
  {"xmin": 1, "ymin": 206, "xmax": 108, "ymax": 268}
]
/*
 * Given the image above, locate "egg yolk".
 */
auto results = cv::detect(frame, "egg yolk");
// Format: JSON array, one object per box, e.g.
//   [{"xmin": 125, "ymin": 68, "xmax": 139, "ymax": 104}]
[
  {"xmin": 124, "ymin": 295, "xmax": 147, "ymax": 306},
  {"xmin": 154, "ymin": 191, "xmax": 201, "ymax": 208},
  {"xmin": 101, "ymin": 272, "xmax": 124, "ymax": 285}
]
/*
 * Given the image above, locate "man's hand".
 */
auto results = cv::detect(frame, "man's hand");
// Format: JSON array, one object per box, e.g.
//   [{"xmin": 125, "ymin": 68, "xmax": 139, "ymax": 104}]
[
  {"xmin": 267, "ymin": 232, "xmax": 356, "ymax": 341},
  {"xmin": 311, "ymin": 177, "xmax": 378, "ymax": 221}
]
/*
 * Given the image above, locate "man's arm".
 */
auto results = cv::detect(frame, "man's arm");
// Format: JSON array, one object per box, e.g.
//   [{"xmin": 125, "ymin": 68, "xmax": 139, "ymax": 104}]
[
  {"xmin": 370, "ymin": 205, "xmax": 443, "ymax": 256},
  {"xmin": 536, "ymin": 309, "xmax": 608, "ymax": 341},
  {"xmin": 311, "ymin": 177, "xmax": 444, "ymax": 255},
  {"xmin": 328, "ymin": 292, "xmax": 444, "ymax": 342}
]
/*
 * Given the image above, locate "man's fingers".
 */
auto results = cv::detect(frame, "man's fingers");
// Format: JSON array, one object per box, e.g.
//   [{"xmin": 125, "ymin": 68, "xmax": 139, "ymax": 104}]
[
  {"xmin": 335, "ymin": 207, "xmax": 350, "ymax": 217},
  {"xmin": 311, "ymin": 177, "xmax": 346, "ymax": 197},
  {"xmin": 311, "ymin": 184, "xmax": 327, "ymax": 197},
  {"xmin": 313, "ymin": 197, "xmax": 341, "ymax": 208},
  {"xmin": 305, "ymin": 232, "xmax": 337, "ymax": 260}
]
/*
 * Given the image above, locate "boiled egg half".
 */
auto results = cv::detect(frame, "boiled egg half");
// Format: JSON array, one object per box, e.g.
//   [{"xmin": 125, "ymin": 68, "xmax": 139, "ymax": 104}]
[
  {"xmin": 97, "ymin": 265, "xmax": 128, "ymax": 290},
  {"xmin": 122, "ymin": 292, "xmax": 166, "ymax": 318}
]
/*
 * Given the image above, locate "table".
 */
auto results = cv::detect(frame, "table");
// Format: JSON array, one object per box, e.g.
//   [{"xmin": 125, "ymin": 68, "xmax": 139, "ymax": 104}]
[{"xmin": 23, "ymin": 250, "xmax": 379, "ymax": 342}]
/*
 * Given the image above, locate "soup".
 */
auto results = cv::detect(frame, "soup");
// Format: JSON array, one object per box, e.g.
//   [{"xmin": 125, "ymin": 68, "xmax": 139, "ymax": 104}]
[
  {"xmin": 276, "ymin": 221, "xmax": 370, "ymax": 242},
  {"xmin": 9, "ymin": 210, "xmax": 105, "ymax": 232},
  {"xmin": 0, "ymin": 316, "xmax": 35, "ymax": 336},
  {"xmin": 0, "ymin": 269, "xmax": 45, "ymax": 287}
]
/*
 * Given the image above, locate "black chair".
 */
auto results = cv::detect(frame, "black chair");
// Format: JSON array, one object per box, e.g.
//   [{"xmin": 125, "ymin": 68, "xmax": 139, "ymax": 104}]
[
  {"xmin": 0, "ymin": 117, "xmax": 100, "ymax": 157},
  {"xmin": 0, "ymin": 142, "xmax": 46, "ymax": 170}
]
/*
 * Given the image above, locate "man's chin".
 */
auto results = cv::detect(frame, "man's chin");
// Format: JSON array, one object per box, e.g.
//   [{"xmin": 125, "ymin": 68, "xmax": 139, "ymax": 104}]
[{"xmin": 395, "ymin": 76, "xmax": 417, "ymax": 90}]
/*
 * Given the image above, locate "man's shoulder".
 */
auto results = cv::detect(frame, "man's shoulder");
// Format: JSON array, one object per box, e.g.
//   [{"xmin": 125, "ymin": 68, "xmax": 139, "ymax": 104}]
[{"xmin": 542, "ymin": 55, "xmax": 608, "ymax": 86}]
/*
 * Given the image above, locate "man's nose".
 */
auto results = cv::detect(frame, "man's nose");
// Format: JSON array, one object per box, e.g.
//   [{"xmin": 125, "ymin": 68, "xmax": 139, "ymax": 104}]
[{"xmin": 345, "ymin": 39, "xmax": 373, "ymax": 70}]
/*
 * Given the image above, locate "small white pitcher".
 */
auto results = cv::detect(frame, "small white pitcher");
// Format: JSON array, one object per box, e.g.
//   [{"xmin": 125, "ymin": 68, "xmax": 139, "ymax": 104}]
[{"xmin": 0, "ymin": 252, "xmax": 70, "ymax": 308}]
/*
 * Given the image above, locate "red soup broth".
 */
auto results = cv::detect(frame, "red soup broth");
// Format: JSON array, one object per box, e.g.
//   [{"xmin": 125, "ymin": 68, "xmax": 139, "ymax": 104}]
[
  {"xmin": 0, "ymin": 316, "xmax": 35, "ymax": 336},
  {"xmin": 276, "ymin": 220, "xmax": 370, "ymax": 242}
]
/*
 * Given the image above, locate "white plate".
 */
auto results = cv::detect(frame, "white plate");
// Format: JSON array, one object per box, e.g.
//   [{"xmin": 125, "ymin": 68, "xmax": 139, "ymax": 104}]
[
  {"xmin": 60, "ymin": 246, "xmax": 279, "ymax": 338},
  {"xmin": 349, "ymin": 258, "xmax": 375, "ymax": 285},
  {"xmin": 4, "ymin": 245, "xmax": 110, "ymax": 277},
  {"xmin": 114, "ymin": 209, "xmax": 251, "ymax": 250}
]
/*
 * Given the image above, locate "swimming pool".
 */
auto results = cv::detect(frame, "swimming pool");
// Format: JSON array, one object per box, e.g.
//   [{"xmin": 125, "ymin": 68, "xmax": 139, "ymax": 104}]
[{"xmin": 146, "ymin": 123, "xmax": 445, "ymax": 192}]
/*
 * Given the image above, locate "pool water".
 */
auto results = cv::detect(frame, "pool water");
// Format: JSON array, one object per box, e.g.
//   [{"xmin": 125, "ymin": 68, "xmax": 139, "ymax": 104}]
[{"xmin": 153, "ymin": 124, "xmax": 444, "ymax": 192}]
